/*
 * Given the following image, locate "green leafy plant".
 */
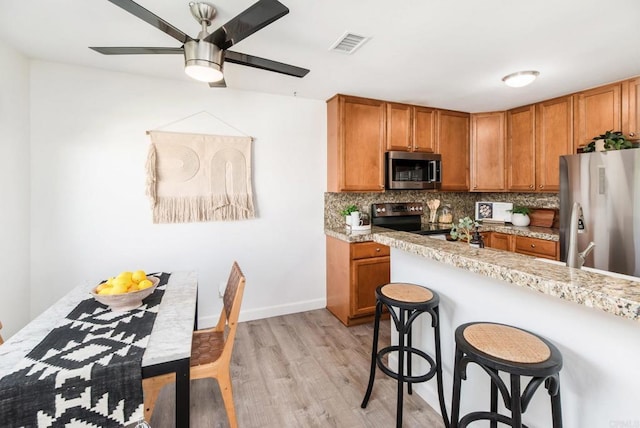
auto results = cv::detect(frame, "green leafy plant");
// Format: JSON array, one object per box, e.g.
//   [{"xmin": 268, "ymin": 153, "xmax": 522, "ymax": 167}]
[
  {"xmin": 340, "ymin": 205, "xmax": 359, "ymax": 216},
  {"xmin": 508, "ymin": 205, "xmax": 531, "ymax": 215},
  {"xmin": 583, "ymin": 130, "xmax": 633, "ymax": 152},
  {"xmin": 449, "ymin": 216, "xmax": 478, "ymax": 243}
]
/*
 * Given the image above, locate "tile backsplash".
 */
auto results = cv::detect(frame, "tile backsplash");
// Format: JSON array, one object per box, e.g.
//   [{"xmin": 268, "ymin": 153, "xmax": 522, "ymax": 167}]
[{"xmin": 325, "ymin": 191, "xmax": 559, "ymax": 228}]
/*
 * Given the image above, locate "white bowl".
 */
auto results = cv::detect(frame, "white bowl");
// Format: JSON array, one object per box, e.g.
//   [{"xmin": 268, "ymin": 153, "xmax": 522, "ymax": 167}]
[{"xmin": 90, "ymin": 276, "xmax": 160, "ymax": 311}]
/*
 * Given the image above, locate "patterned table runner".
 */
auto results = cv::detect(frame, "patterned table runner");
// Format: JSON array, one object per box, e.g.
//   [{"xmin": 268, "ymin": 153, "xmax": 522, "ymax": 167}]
[{"xmin": 0, "ymin": 272, "xmax": 170, "ymax": 427}]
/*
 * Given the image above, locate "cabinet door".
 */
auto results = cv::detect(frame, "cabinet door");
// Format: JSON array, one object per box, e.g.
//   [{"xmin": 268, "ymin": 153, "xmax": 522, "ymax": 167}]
[
  {"xmin": 507, "ymin": 105, "xmax": 536, "ymax": 191},
  {"xmin": 413, "ymin": 106, "xmax": 437, "ymax": 153},
  {"xmin": 329, "ymin": 95, "xmax": 385, "ymax": 192},
  {"xmin": 536, "ymin": 95, "xmax": 573, "ymax": 192},
  {"xmin": 351, "ymin": 256, "xmax": 390, "ymax": 318},
  {"xmin": 489, "ymin": 232, "xmax": 512, "ymax": 251},
  {"xmin": 437, "ymin": 110, "xmax": 470, "ymax": 191},
  {"xmin": 386, "ymin": 102, "xmax": 412, "ymax": 151},
  {"xmin": 574, "ymin": 83, "xmax": 621, "ymax": 151},
  {"xmin": 624, "ymin": 77, "xmax": 640, "ymax": 139},
  {"xmin": 470, "ymin": 112, "xmax": 506, "ymax": 191}
]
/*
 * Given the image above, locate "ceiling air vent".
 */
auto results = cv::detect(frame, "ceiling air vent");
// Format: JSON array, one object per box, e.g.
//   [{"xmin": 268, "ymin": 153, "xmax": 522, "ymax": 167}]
[{"xmin": 329, "ymin": 32, "xmax": 369, "ymax": 54}]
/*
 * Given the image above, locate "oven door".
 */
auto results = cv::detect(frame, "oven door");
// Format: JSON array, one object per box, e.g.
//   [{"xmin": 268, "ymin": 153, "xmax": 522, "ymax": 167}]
[{"xmin": 386, "ymin": 151, "xmax": 441, "ymax": 190}]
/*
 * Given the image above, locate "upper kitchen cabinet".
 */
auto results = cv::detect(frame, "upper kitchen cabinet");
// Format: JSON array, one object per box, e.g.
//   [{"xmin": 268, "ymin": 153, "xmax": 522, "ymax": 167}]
[
  {"xmin": 573, "ymin": 82, "xmax": 621, "ymax": 152},
  {"xmin": 327, "ymin": 95, "xmax": 386, "ymax": 192},
  {"xmin": 386, "ymin": 103, "xmax": 437, "ymax": 153},
  {"xmin": 623, "ymin": 77, "xmax": 640, "ymax": 139},
  {"xmin": 506, "ymin": 105, "xmax": 536, "ymax": 191},
  {"xmin": 470, "ymin": 112, "xmax": 506, "ymax": 191},
  {"xmin": 437, "ymin": 110, "xmax": 470, "ymax": 191},
  {"xmin": 535, "ymin": 95, "xmax": 573, "ymax": 192}
]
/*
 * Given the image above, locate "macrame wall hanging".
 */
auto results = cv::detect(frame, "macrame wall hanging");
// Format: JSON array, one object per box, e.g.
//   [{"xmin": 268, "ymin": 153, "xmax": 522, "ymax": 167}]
[{"xmin": 146, "ymin": 127, "xmax": 255, "ymax": 224}]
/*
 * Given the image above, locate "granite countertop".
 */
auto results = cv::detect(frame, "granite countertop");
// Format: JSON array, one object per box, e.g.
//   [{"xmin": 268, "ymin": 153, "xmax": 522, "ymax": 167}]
[
  {"xmin": 325, "ymin": 223, "xmax": 559, "ymax": 243},
  {"xmin": 370, "ymin": 231, "xmax": 640, "ymax": 322}
]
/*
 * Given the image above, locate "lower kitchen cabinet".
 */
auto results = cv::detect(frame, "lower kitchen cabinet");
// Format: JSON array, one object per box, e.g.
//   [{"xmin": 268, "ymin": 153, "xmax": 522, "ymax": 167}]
[
  {"xmin": 485, "ymin": 232, "xmax": 559, "ymax": 260},
  {"xmin": 326, "ymin": 237, "xmax": 390, "ymax": 326}
]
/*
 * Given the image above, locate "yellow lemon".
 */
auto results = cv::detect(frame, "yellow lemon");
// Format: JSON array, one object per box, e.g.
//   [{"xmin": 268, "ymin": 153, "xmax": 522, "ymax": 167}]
[
  {"xmin": 96, "ymin": 282, "xmax": 110, "ymax": 292},
  {"xmin": 106, "ymin": 277, "xmax": 115, "ymax": 285},
  {"xmin": 127, "ymin": 283, "xmax": 139, "ymax": 293},
  {"xmin": 132, "ymin": 270, "xmax": 147, "ymax": 284},
  {"xmin": 112, "ymin": 283, "xmax": 128, "ymax": 294},
  {"xmin": 138, "ymin": 279, "xmax": 153, "ymax": 290},
  {"xmin": 98, "ymin": 287, "xmax": 115, "ymax": 295},
  {"xmin": 116, "ymin": 271, "xmax": 133, "ymax": 283}
]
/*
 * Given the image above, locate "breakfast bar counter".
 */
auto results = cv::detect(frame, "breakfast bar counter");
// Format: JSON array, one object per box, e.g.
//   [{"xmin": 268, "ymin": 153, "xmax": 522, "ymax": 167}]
[{"xmin": 370, "ymin": 231, "xmax": 640, "ymax": 427}]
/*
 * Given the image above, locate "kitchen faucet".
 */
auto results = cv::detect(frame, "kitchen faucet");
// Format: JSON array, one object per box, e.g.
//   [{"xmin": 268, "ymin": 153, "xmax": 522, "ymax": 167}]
[{"xmin": 566, "ymin": 202, "xmax": 596, "ymax": 269}]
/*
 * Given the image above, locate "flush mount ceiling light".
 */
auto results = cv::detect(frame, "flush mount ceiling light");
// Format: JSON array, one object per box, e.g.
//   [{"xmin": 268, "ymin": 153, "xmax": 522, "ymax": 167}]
[{"xmin": 502, "ymin": 70, "xmax": 540, "ymax": 88}]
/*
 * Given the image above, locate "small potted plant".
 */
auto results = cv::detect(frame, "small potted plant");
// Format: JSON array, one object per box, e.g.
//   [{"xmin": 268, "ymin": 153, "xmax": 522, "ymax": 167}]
[
  {"xmin": 582, "ymin": 130, "xmax": 634, "ymax": 152},
  {"xmin": 509, "ymin": 205, "xmax": 531, "ymax": 227},
  {"xmin": 449, "ymin": 217, "xmax": 478, "ymax": 244},
  {"xmin": 340, "ymin": 205, "xmax": 359, "ymax": 226}
]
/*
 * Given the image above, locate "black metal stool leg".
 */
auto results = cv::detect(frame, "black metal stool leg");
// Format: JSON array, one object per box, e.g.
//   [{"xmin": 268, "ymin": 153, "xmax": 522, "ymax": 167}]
[
  {"xmin": 407, "ymin": 318, "xmax": 413, "ymax": 395},
  {"xmin": 490, "ymin": 368, "xmax": 498, "ymax": 428},
  {"xmin": 396, "ymin": 308, "xmax": 406, "ymax": 428},
  {"xmin": 549, "ymin": 377, "xmax": 563, "ymax": 428},
  {"xmin": 433, "ymin": 306, "xmax": 450, "ymax": 428},
  {"xmin": 361, "ymin": 300, "xmax": 383, "ymax": 408},
  {"xmin": 450, "ymin": 345, "xmax": 464, "ymax": 428},
  {"xmin": 510, "ymin": 374, "xmax": 523, "ymax": 428}
]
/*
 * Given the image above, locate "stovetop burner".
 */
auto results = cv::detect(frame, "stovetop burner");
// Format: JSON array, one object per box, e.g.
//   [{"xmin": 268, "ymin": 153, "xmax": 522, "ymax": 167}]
[{"xmin": 371, "ymin": 202, "xmax": 451, "ymax": 235}]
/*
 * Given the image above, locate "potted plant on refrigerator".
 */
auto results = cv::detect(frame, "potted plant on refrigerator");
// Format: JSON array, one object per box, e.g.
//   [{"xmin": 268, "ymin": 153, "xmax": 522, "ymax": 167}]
[{"xmin": 509, "ymin": 205, "xmax": 531, "ymax": 226}]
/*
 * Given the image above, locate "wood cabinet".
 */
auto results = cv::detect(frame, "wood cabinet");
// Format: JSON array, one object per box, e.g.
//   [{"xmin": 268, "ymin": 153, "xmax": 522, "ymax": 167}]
[
  {"xmin": 484, "ymin": 232, "xmax": 559, "ymax": 260},
  {"xmin": 506, "ymin": 96, "xmax": 573, "ymax": 193},
  {"xmin": 471, "ymin": 112, "xmax": 506, "ymax": 191},
  {"xmin": 437, "ymin": 109, "xmax": 470, "ymax": 191},
  {"xmin": 513, "ymin": 236, "xmax": 559, "ymax": 260},
  {"xmin": 507, "ymin": 105, "xmax": 536, "ymax": 191},
  {"xmin": 535, "ymin": 96, "xmax": 574, "ymax": 192},
  {"xmin": 488, "ymin": 232, "xmax": 512, "ymax": 251},
  {"xmin": 326, "ymin": 237, "xmax": 390, "ymax": 326},
  {"xmin": 623, "ymin": 77, "xmax": 640, "ymax": 139},
  {"xmin": 574, "ymin": 82, "xmax": 622, "ymax": 152},
  {"xmin": 327, "ymin": 95, "xmax": 386, "ymax": 192},
  {"xmin": 386, "ymin": 104, "xmax": 437, "ymax": 153}
]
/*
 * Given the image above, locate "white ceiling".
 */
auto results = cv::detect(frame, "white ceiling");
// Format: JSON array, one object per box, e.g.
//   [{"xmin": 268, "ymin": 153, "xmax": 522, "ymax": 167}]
[{"xmin": 1, "ymin": 0, "xmax": 639, "ymax": 112}]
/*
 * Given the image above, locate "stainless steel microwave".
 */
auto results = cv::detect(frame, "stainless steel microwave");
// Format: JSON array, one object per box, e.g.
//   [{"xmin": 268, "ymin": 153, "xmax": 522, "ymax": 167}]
[{"xmin": 386, "ymin": 151, "xmax": 442, "ymax": 190}]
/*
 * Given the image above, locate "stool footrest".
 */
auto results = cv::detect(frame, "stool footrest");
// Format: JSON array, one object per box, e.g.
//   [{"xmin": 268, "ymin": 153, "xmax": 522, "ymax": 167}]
[{"xmin": 376, "ymin": 345, "xmax": 437, "ymax": 384}]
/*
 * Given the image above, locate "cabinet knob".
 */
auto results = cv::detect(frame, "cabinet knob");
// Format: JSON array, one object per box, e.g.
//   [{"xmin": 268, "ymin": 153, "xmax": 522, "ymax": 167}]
[
  {"xmin": 376, "ymin": 248, "xmax": 380, "ymax": 252},
  {"xmin": 630, "ymin": 132, "xmax": 636, "ymax": 137},
  {"xmin": 539, "ymin": 185, "xmax": 544, "ymax": 189},
  {"xmin": 531, "ymin": 244, "xmax": 536, "ymax": 248},
  {"xmin": 529, "ymin": 184, "xmax": 534, "ymax": 189}
]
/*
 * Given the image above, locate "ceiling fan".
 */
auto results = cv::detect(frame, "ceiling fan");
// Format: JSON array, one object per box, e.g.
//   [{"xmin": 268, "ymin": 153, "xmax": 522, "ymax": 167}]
[{"xmin": 90, "ymin": 0, "xmax": 310, "ymax": 87}]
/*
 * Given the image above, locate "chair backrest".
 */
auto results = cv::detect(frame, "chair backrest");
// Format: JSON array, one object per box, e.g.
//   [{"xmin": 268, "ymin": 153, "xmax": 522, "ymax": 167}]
[
  {"xmin": 216, "ymin": 262, "xmax": 246, "ymax": 362},
  {"xmin": 0, "ymin": 320, "xmax": 4, "ymax": 345}
]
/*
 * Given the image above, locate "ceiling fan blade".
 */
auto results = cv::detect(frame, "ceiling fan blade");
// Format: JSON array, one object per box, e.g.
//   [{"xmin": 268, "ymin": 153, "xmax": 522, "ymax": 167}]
[
  {"xmin": 204, "ymin": 0, "xmax": 289, "ymax": 49},
  {"xmin": 209, "ymin": 78, "xmax": 227, "ymax": 88},
  {"xmin": 90, "ymin": 47, "xmax": 184, "ymax": 55},
  {"xmin": 107, "ymin": 0, "xmax": 191, "ymax": 44},
  {"xmin": 224, "ymin": 51, "xmax": 309, "ymax": 78}
]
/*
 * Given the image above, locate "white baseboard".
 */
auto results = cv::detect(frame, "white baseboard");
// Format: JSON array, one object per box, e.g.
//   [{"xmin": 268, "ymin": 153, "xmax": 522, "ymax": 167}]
[{"xmin": 197, "ymin": 298, "xmax": 327, "ymax": 327}]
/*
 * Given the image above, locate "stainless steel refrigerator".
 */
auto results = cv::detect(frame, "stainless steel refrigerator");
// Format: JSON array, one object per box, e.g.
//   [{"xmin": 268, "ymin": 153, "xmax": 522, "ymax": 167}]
[{"xmin": 559, "ymin": 148, "xmax": 640, "ymax": 277}]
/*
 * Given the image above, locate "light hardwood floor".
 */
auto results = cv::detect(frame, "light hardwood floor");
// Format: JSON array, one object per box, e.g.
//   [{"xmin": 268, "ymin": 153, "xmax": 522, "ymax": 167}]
[{"xmin": 150, "ymin": 309, "xmax": 446, "ymax": 427}]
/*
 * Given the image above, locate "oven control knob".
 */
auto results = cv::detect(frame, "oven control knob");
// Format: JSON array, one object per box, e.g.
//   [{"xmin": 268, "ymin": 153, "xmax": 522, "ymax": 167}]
[
  {"xmin": 381, "ymin": 208, "xmax": 386, "ymax": 212},
  {"xmin": 419, "ymin": 206, "xmax": 423, "ymax": 211},
  {"xmin": 376, "ymin": 208, "xmax": 382, "ymax": 213}
]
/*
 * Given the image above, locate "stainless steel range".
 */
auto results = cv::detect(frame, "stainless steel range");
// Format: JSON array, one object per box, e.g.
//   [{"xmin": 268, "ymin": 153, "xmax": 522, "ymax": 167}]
[{"xmin": 371, "ymin": 202, "xmax": 452, "ymax": 236}]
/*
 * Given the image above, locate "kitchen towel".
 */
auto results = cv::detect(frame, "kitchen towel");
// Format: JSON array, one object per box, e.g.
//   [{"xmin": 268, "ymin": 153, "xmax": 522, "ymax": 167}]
[
  {"xmin": 0, "ymin": 273, "xmax": 169, "ymax": 428},
  {"xmin": 146, "ymin": 131, "xmax": 255, "ymax": 223}
]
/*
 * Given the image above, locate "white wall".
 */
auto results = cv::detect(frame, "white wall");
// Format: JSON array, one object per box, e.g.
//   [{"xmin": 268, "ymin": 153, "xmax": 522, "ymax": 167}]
[
  {"xmin": 29, "ymin": 61, "xmax": 327, "ymax": 327},
  {"xmin": 0, "ymin": 40, "xmax": 31, "ymax": 338}
]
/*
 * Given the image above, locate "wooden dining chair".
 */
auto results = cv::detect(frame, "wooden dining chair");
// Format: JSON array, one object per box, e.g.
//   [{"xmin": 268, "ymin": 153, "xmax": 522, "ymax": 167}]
[{"xmin": 143, "ymin": 261, "xmax": 246, "ymax": 428}]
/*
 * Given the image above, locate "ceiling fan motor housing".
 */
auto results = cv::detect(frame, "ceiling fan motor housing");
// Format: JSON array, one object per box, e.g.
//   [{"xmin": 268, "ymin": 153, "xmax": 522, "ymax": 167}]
[{"xmin": 184, "ymin": 39, "xmax": 224, "ymax": 70}]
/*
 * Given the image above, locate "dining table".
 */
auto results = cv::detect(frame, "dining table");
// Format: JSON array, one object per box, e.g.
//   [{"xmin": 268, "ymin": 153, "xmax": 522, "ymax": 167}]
[{"xmin": 0, "ymin": 270, "xmax": 198, "ymax": 427}]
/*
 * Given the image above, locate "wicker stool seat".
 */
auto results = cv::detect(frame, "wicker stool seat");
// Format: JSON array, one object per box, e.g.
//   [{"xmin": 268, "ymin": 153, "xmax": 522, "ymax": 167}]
[
  {"xmin": 361, "ymin": 283, "xmax": 450, "ymax": 428},
  {"xmin": 451, "ymin": 322, "xmax": 563, "ymax": 428}
]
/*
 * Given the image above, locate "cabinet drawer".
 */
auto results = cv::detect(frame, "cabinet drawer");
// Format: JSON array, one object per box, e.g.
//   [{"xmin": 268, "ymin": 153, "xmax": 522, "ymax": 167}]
[
  {"xmin": 514, "ymin": 236, "xmax": 557, "ymax": 259},
  {"xmin": 351, "ymin": 242, "xmax": 390, "ymax": 259}
]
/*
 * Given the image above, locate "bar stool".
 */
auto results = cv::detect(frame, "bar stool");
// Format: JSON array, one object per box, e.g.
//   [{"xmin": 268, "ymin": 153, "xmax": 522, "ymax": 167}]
[
  {"xmin": 450, "ymin": 322, "xmax": 563, "ymax": 428},
  {"xmin": 361, "ymin": 283, "xmax": 450, "ymax": 428}
]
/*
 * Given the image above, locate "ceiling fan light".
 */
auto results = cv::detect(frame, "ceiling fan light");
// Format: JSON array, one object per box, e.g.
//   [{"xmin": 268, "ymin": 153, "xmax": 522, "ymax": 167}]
[
  {"xmin": 184, "ymin": 39, "xmax": 224, "ymax": 82},
  {"xmin": 185, "ymin": 63, "xmax": 223, "ymax": 82},
  {"xmin": 502, "ymin": 70, "xmax": 540, "ymax": 88}
]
